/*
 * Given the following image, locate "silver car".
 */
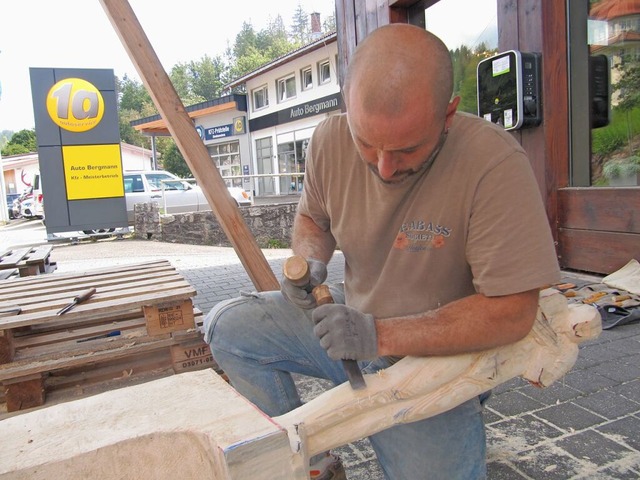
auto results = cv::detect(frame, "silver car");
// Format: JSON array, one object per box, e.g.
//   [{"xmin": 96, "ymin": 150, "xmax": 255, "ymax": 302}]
[{"xmin": 123, "ymin": 171, "xmax": 252, "ymax": 223}]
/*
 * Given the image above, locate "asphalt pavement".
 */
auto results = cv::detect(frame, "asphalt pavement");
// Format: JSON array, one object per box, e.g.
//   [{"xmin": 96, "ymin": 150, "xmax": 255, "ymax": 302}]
[{"xmin": 1, "ymin": 218, "xmax": 639, "ymax": 479}]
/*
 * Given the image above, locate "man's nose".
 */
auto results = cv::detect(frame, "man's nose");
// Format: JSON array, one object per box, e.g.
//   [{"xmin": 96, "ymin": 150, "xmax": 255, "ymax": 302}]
[{"xmin": 377, "ymin": 151, "xmax": 397, "ymax": 180}]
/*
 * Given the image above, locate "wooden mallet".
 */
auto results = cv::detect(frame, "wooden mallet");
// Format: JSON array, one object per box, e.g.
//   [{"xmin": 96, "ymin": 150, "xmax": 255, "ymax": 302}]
[{"xmin": 283, "ymin": 256, "xmax": 366, "ymax": 390}]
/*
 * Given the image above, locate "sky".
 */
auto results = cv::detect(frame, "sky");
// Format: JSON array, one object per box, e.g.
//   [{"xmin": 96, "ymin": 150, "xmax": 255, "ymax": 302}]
[
  {"xmin": 0, "ymin": 0, "xmax": 497, "ymax": 135},
  {"xmin": 0, "ymin": 0, "xmax": 336, "ymax": 133}
]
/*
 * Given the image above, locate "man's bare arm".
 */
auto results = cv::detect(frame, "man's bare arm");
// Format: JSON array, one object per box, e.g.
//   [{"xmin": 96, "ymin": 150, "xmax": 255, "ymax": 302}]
[
  {"xmin": 292, "ymin": 212, "xmax": 336, "ymax": 264},
  {"xmin": 376, "ymin": 289, "xmax": 540, "ymax": 356}
]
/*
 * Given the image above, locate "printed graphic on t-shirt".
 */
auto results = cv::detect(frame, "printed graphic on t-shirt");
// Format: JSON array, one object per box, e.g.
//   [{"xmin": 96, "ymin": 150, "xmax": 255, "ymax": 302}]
[{"xmin": 393, "ymin": 219, "xmax": 451, "ymax": 252}]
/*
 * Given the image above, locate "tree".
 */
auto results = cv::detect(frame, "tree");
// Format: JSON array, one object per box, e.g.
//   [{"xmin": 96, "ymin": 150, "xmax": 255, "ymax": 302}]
[
  {"xmin": 162, "ymin": 141, "xmax": 192, "ymax": 178},
  {"xmin": 611, "ymin": 53, "xmax": 640, "ymax": 155},
  {"xmin": 290, "ymin": 3, "xmax": 309, "ymax": 45},
  {"xmin": 1, "ymin": 129, "xmax": 37, "ymax": 156}
]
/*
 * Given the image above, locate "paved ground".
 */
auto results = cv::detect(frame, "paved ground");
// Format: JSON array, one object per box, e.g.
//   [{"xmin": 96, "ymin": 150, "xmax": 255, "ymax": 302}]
[{"xmin": 2, "ymin": 220, "xmax": 640, "ymax": 479}]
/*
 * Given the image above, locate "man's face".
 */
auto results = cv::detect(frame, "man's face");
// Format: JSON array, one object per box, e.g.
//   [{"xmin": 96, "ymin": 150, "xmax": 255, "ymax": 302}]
[{"xmin": 347, "ymin": 104, "xmax": 448, "ymax": 185}]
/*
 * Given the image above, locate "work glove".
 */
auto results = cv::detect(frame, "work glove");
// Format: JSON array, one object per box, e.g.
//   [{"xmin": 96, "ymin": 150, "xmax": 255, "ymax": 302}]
[
  {"xmin": 280, "ymin": 258, "xmax": 327, "ymax": 309},
  {"xmin": 312, "ymin": 304, "xmax": 378, "ymax": 360}
]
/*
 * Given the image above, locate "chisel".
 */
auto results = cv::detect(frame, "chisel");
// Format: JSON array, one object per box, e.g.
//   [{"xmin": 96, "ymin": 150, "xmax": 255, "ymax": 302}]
[{"xmin": 283, "ymin": 255, "xmax": 366, "ymax": 390}]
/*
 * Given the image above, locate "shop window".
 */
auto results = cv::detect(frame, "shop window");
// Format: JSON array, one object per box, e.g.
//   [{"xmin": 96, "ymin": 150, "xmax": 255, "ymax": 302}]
[
  {"xmin": 252, "ymin": 85, "xmax": 269, "ymax": 111},
  {"xmin": 255, "ymin": 137, "xmax": 275, "ymax": 195},
  {"xmin": 277, "ymin": 74, "xmax": 297, "ymax": 103},
  {"xmin": 208, "ymin": 141, "xmax": 242, "ymax": 188},
  {"xmin": 585, "ymin": 1, "xmax": 640, "ymax": 187},
  {"xmin": 301, "ymin": 66, "xmax": 313, "ymax": 91},
  {"xmin": 318, "ymin": 59, "xmax": 331, "ymax": 85},
  {"xmin": 277, "ymin": 132, "xmax": 310, "ymax": 195}
]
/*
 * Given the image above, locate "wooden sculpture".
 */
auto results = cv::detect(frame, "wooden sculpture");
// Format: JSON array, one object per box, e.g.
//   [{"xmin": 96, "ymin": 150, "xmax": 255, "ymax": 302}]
[{"xmin": 0, "ymin": 289, "xmax": 601, "ymax": 479}]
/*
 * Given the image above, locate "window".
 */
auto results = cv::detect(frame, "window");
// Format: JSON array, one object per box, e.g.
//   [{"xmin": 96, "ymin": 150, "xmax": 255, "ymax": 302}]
[
  {"xmin": 277, "ymin": 74, "xmax": 296, "ymax": 102},
  {"xmin": 301, "ymin": 66, "xmax": 313, "ymax": 91},
  {"xmin": 252, "ymin": 85, "xmax": 269, "ymax": 111},
  {"xmin": 208, "ymin": 141, "xmax": 242, "ymax": 187},
  {"xmin": 318, "ymin": 59, "xmax": 331, "ymax": 84}
]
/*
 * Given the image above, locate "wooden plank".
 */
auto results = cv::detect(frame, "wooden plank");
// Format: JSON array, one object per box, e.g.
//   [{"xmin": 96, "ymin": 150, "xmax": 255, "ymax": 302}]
[
  {"xmin": 0, "ymin": 332, "xmax": 198, "ymax": 382},
  {"xmin": 170, "ymin": 339, "xmax": 215, "ymax": 373},
  {"xmin": 0, "ymin": 285, "xmax": 196, "ymax": 331},
  {"xmin": 0, "ymin": 274, "xmax": 192, "ymax": 312},
  {"xmin": 558, "ymin": 187, "xmax": 640, "ymax": 233},
  {"xmin": 100, "ymin": 0, "xmax": 279, "ymax": 292},
  {"xmin": 0, "ymin": 248, "xmax": 31, "ymax": 270},
  {"xmin": 0, "ymin": 269, "xmax": 18, "ymax": 280},
  {"xmin": 3, "ymin": 374, "xmax": 45, "ymax": 412},
  {"xmin": 558, "ymin": 228, "xmax": 640, "ymax": 274},
  {"xmin": 143, "ymin": 300, "xmax": 195, "ymax": 336},
  {"xmin": 0, "ymin": 329, "xmax": 14, "ymax": 364},
  {"xmin": 0, "ymin": 260, "xmax": 175, "ymax": 294},
  {"xmin": 24, "ymin": 246, "xmax": 53, "ymax": 265}
]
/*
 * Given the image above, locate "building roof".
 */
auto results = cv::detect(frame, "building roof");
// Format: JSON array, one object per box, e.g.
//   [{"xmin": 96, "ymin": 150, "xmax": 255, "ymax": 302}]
[
  {"xmin": 225, "ymin": 32, "xmax": 337, "ymax": 89},
  {"xmin": 590, "ymin": 0, "xmax": 640, "ymax": 20},
  {"xmin": 130, "ymin": 94, "xmax": 247, "ymax": 136}
]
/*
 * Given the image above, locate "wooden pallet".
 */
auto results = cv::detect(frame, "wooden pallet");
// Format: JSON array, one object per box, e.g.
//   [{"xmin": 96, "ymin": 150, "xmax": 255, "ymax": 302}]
[
  {"xmin": 0, "ymin": 245, "xmax": 57, "ymax": 277},
  {"xmin": 0, "ymin": 260, "xmax": 219, "ymax": 413}
]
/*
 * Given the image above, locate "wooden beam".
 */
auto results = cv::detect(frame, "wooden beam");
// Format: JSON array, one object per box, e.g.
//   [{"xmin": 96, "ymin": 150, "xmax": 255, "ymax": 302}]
[{"xmin": 99, "ymin": 0, "xmax": 279, "ymax": 292}]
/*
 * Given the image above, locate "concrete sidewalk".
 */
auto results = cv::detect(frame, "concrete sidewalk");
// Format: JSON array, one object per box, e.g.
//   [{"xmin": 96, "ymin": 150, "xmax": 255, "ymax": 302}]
[{"xmin": 18, "ymin": 238, "xmax": 640, "ymax": 478}]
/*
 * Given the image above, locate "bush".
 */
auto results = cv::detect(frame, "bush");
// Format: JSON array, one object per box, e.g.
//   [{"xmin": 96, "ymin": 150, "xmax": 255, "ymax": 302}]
[{"xmin": 602, "ymin": 155, "xmax": 640, "ymax": 179}]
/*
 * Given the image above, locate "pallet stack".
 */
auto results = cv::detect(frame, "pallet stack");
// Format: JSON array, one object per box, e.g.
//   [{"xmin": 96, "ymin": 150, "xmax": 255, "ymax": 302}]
[
  {"xmin": 0, "ymin": 260, "xmax": 220, "ymax": 414},
  {"xmin": 0, "ymin": 245, "xmax": 57, "ymax": 280}
]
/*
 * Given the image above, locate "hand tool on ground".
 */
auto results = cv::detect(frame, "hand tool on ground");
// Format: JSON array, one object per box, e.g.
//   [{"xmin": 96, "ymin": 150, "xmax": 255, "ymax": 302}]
[
  {"xmin": 0, "ymin": 306, "xmax": 22, "ymax": 316},
  {"xmin": 283, "ymin": 255, "xmax": 366, "ymax": 390},
  {"xmin": 77, "ymin": 330, "xmax": 121, "ymax": 343},
  {"xmin": 56, "ymin": 287, "xmax": 97, "ymax": 316}
]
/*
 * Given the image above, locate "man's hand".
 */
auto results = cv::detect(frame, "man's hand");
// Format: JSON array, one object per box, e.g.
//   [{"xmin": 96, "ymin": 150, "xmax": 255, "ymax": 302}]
[
  {"xmin": 280, "ymin": 258, "xmax": 327, "ymax": 309},
  {"xmin": 312, "ymin": 304, "xmax": 378, "ymax": 360}
]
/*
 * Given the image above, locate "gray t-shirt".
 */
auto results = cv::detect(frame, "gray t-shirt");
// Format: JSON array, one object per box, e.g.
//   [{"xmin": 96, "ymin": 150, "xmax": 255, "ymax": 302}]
[{"xmin": 298, "ymin": 112, "xmax": 560, "ymax": 318}]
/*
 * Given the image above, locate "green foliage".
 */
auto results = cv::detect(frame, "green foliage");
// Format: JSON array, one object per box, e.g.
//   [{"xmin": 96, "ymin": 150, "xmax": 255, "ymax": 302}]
[
  {"xmin": 162, "ymin": 142, "xmax": 193, "ymax": 178},
  {"xmin": 592, "ymin": 106, "xmax": 640, "ymax": 156},
  {"xmin": 450, "ymin": 44, "xmax": 496, "ymax": 114},
  {"xmin": 114, "ymin": 6, "xmax": 336, "ymax": 154},
  {"xmin": 290, "ymin": 4, "xmax": 310, "ymax": 45},
  {"xmin": 1, "ymin": 129, "xmax": 36, "ymax": 156},
  {"xmin": 117, "ymin": 74, "xmax": 152, "ymax": 112},
  {"xmin": 612, "ymin": 54, "xmax": 640, "ymax": 114},
  {"xmin": 266, "ymin": 238, "xmax": 289, "ymax": 249},
  {"xmin": 602, "ymin": 155, "xmax": 640, "ymax": 179},
  {"xmin": 170, "ymin": 54, "xmax": 226, "ymax": 105}
]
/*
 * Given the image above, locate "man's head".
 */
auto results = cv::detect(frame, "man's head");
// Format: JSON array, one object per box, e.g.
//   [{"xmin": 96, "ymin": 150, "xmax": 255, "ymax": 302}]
[{"xmin": 343, "ymin": 24, "xmax": 459, "ymax": 184}]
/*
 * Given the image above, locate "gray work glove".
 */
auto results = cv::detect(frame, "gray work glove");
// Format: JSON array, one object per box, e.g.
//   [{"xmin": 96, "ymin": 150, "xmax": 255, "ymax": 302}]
[
  {"xmin": 312, "ymin": 304, "xmax": 378, "ymax": 360},
  {"xmin": 280, "ymin": 258, "xmax": 327, "ymax": 309}
]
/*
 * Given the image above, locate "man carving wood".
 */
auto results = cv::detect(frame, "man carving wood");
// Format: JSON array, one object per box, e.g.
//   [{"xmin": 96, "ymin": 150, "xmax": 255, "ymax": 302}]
[{"xmin": 204, "ymin": 24, "xmax": 562, "ymax": 479}]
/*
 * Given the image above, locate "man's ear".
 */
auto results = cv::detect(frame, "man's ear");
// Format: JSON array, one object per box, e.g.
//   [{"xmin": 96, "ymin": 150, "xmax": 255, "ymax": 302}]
[{"xmin": 445, "ymin": 96, "xmax": 461, "ymax": 130}]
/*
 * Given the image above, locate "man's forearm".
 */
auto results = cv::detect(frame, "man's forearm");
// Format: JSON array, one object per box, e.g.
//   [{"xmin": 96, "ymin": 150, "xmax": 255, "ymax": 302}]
[
  {"xmin": 292, "ymin": 213, "xmax": 336, "ymax": 264},
  {"xmin": 376, "ymin": 289, "xmax": 540, "ymax": 357}
]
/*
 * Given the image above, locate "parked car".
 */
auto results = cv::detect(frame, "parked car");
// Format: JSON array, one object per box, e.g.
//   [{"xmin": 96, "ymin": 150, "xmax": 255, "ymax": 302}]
[
  {"xmin": 123, "ymin": 170, "xmax": 252, "ymax": 224},
  {"xmin": 6, "ymin": 193, "xmax": 21, "ymax": 219},
  {"xmin": 19, "ymin": 192, "xmax": 44, "ymax": 219}
]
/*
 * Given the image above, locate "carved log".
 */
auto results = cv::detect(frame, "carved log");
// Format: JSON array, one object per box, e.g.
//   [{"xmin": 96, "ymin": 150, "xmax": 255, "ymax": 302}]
[{"xmin": 0, "ymin": 290, "xmax": 600, "ymax": 479}]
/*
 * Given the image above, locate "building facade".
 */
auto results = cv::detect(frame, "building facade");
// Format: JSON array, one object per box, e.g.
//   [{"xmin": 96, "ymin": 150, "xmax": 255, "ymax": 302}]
[{"xmin": 132, "ymin": 32, "xmax": 341, "ymax": 201}]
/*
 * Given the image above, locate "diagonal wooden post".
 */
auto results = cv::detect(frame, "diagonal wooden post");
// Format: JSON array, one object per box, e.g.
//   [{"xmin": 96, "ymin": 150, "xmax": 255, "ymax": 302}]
[{"xmin": 99, "ymin": 0, "xmax": 279, "ymax": 292}]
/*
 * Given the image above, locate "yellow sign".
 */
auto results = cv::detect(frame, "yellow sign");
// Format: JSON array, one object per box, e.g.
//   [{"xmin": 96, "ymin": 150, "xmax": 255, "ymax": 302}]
[
  {"xmin": 46, "ymin": 78, "xmax": 105, "ymax": 132},
  {"xmin": 62, "ymin": 144, "xmax": 124, "ymax": 200}
]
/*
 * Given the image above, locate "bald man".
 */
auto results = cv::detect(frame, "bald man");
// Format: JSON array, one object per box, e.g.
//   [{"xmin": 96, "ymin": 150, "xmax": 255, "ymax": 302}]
[{"xmin": 206, "ymin": 24, "xmax": 560, "ymax": 479}]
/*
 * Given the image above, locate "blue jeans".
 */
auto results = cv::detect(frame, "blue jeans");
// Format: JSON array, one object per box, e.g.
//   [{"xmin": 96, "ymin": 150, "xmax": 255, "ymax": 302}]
[{"xmin": 204, "ymin": 287, "xmax": 487, "ymax": 480}]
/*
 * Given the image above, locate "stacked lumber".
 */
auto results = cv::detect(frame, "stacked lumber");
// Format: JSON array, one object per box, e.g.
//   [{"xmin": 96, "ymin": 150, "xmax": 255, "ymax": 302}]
[
  {"xmin": 0, "ymin": 245, "xmax": 57, "ymax": 279},
  {"xmin": 0, "ymin": 260, "xmax": 219, "ymax": 414}
]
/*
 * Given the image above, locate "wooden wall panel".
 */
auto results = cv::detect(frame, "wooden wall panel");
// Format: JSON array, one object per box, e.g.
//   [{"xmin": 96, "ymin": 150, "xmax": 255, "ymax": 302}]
[
  {"xmin": 559, "ymin": 188, "xmax": 640, "ymax": 233},
  {"xmin": 558, "ymin": 229, "xmax": 640, "ymax": 275}
]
